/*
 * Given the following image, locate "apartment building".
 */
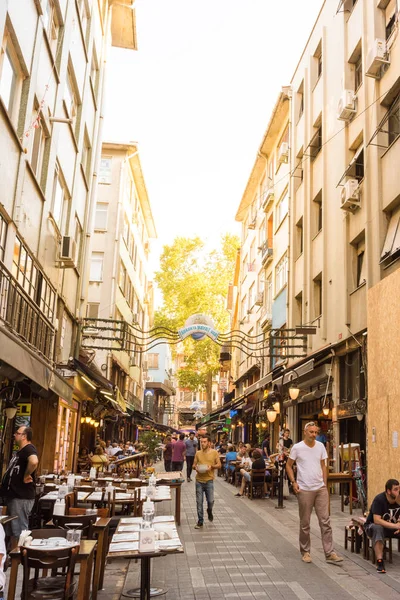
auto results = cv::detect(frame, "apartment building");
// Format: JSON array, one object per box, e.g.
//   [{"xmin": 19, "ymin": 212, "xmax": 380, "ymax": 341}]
[
  {"xmin": 232, "ymin": 90, "xmax": 291, "ymax": 445},
  {"xmin": 0, "ymin": 0, "xmax": 137, "ymax": 472},
  {"xmin": 144, "ymin": 343, "xmax": 176, "ymax": 426},
  {"xmin": 83, "ymin": 141, "xmax": 156, "ymax": 439},
  {"xmin": 232, "ymin": 0, "xmax": 400, "ymax": 495}
]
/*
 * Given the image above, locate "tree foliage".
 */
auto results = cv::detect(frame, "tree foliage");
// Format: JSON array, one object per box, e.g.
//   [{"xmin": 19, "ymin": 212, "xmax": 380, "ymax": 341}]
[{"xmin": 154, "ymin": 234, "xmax": 239, "ymax": 413}]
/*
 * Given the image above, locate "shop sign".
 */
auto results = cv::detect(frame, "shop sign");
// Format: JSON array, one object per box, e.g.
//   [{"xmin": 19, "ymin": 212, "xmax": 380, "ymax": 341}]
[
  {"xmin": 225, "ymin": 417, "xmax": 231, "ymax": 425},
  {"xmin": 336, "ymin": 400, "xmax": 357, "ymax": 420},
  {"xmin": 62, "ymin": 397, "xmax": 79, "ymax": 411},
  {"xmin": 222, "ymin": 427, "xmax": 229, "ymax": 432}
]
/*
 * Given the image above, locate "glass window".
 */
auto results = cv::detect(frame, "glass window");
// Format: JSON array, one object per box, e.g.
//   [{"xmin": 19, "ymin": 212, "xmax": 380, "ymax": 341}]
[
  {"xmin": 31, "ymin": 109, "xmax": 46, "ymax": 179},
  {"xmin": 74, "ymin": 217, "xmax": 82, "ymax": 267},
  {"xmin": 119, "ymin": 261, "xmax": 126, "ymax": 291},
  {"xmin": 0, "ymin": 213, "xmax": 7, "ymax": 262},
  {"xmin": 64, "ymin": 68, "xmax": 77, "ymax": 126},
  {"xmin": 354, "ymin": 54, "xmax": 363, "ymax": 91},
  {"xmin": 99, "ymin": 156, "xmax": 112, "ymax": 184},
  {"xmin": 275, "ymin": 253, "xmax": 288, "ymax": 293},
  {"xmin": 81, "ymin": 129, "xmax": 91, "ymax": 179},
  {"xmin": 276, "ymin": 191, "xmax": 288, "ymax": 226},
  {"xmin": 43, "ymin": 0, "xmax": 59, "ymax": 54},
  {"xmin": 94, "ymin": 203, "xmax": 108, "ymax": 230},
  {"xmin": 90, "ymin": 252, "xmax": 104, "ymax": 281},
  {"xmin": 147, "ymin": 353, "xmax": 159, "ymax": 369},
  {"xmin": 0, "ymin": 32, "xmax": 22, "ymax": 124}
]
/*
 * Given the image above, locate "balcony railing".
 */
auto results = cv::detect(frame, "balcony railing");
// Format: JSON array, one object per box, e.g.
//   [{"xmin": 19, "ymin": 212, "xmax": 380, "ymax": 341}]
[
  {"xmin": 124, "ymin": 390, "xmax": 142, "ymax": 411},
  {"xmin": 261, "ymin": 240, "xmax": 274, "ymax": 265},
  {"xmin": 0, "ymin": 262, "xmax": 55, "ymax": 361}
]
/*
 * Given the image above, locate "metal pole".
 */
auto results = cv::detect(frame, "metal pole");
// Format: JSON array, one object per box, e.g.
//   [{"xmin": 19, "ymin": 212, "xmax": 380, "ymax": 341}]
[{"xmin": 275, "ymin": 395, "xmax": 285, "ymax": 509}]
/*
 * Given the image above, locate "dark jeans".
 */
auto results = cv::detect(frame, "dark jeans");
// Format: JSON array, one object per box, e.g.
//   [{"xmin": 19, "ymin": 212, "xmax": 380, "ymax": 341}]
[
  {"xmin": 164, "ymin": 459, "xmax": 172, "ymax": 472},
  {"xmin": 172, "ymin": 461, "xmax": 184, "ymax": 472},
  {"xmin": 196, "ymin": 480, "xmax": 214, "ymax": 525},
  {"xmin": 186, "ymin": 456, "xmax": 195, "ymax": 479}
]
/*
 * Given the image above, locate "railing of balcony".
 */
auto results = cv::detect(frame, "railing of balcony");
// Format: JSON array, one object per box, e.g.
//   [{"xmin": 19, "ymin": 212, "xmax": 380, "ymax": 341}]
[
  {"xmin": 0, "ymin": 262, "xmax": 55, "ymax": 362},
  {"xmin": 125, "ymin": 390, "xmax": 142, "ymax": 411}
]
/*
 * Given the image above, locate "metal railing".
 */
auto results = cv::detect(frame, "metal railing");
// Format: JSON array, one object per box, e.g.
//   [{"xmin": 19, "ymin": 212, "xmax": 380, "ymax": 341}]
[{"xmin": 0, "ymin": 262, "xmax": 55, "ymax": 361}]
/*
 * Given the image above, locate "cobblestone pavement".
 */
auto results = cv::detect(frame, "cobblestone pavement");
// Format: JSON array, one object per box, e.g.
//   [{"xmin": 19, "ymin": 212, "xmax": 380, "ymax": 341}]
[{"xmin": 103, "ymin": 476, "xmax": 400, "ymax": 600}]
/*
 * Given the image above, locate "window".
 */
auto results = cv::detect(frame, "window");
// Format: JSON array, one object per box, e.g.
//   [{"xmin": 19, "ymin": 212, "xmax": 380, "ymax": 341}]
[
  {"xmin": 385, "ymin": 0, "xmax": 398, "ymax": 40},
  {"xmin": 42, "ymin": 0, "xmax": 59, "ymax": 54},
  {"xmin": 313, "ymin": 191, "xmax": 322, "ymax": 235},
  {"xmin": 354, "ymin": 54, "xmax": 363, "ymax": 91},
  {"xmin": 295, "ymin": 292, "xmax": 303, "ymax": 326},
  {"xmin": 248, "ymin": 283, "xmax": 255, "ymax": 311},
  {"xmin": 249, "ymin": 240, "xmax": 256, "ymax": 265},
  {"xmin": 147, "ymin": 353, "xmax": 159, "ymax": 369},
  {"xmin": 388, "ymin": 95, "xmax": 400, "ymax": 146},
  {"xmin": 354, "ymin": 237, "xmax": 366, "ymax": 287},
  {"xmin": 241, "ymin": 295, "xmax": 246, "ymax": 320},
  {"xmin": 309, "ymin": 126, "xmax": 322, "ymax": 161},
  {"xmin": 276, "ymin": 190, "xmax": 288, "ymax": 226},
  {"xmin": 123, "ymin": 215, "xmax": 130, "ymax": 245},
  {"xmin": 341, "ymin": 146, "xmax": 364, "ymax": 183},
  {"xmin": 74, "ymin": 216, "xmax": 82, "ymax": 267},
  {"xmin": 90, "ymin": 48, "xmax": 99, "ymax": 97},
  {"xmin": 380, "ymin": 205, "xmax": 400, "ymax": 265},
  {"xmin": 258, "ymin": 219, "xmax": 266, "ymax": 247},
  {"xmin": 52, "ymin": 165, "xmax": 69, "ymax": 233},
  {"xmin": 94, "ymin": 203, "xmax": 108, "ymax": 230},
  {"xmin": 64, "ymin": 67, "xmax": 78, "ymax": 127},
  {"xmin": 81, "ymin": 128, "xmax": 91, "ymax": 180},
  {"xmin": 266, "ymin": 275, "xmax": 272, "ymax": 313},
  {"xmin": 77, "ymin": 0, "xmax": 90, "ymax": 42},
  {"xmin": 297, "ymin": 81, "xmax": 304, "ymax": 121},
  {"xmin": 12, "ymin": 236, "xmax": 55, "ymax": 319},
  {"xmin": 89, "ymin": 252, "xmax": 104, "ymax": 281},
  {"xmin": 313, "ymin": 273, "xmax": 322, "ymax": 318},
  {"xmin": 339, "ymin": 350, "xmax": 365, "ymax": 402},
  {"xmin": 296, "ymin": 217, "xmax": 303, "ymax": 258},
  {"xmin": 30, "ymin": 107, "xmax": 47, "ymax": 179},
  {"xmin": 86, "ymin": 303, "xmax": 99, "ymax": 319},
  {"xmin": 118, "ymin": 261, "xmax": 127, "ymax": 292},
  {"xmin": 313, "ymin": 41, "xmax": 322, "ymax": 85},
  {"xmin": 275, "ymin": 253, "xmax": 288, "ymax": 293},
  {"xmin": 0, "ymin": 30, "xmax": 23, "ymax": 125},
  {"xmin": 99, "ymin": 156, "xmax": 112, "ymax": 184},
  {"xmin": 0, "ymin": 213, "xmax": 7, "ymax": 262}
]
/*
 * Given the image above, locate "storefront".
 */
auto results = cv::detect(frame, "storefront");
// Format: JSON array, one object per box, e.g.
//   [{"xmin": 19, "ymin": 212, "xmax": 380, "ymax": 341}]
[{"xmin": 54, "ymin": 397, "xmax": 80, "ymax": 473}]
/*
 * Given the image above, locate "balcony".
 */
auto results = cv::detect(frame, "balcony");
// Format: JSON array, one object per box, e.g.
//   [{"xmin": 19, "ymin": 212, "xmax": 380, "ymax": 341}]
[
  {"xmin": 260, "ymin": 240, "xmax": 274, "ymax": 266},
  {"xmin": 0, "ymin": 262, "xmax": 54, "ymax": 362},
  {"xmin": 262, "ymin": 187, "xmax": 274, "ymax": 213}
]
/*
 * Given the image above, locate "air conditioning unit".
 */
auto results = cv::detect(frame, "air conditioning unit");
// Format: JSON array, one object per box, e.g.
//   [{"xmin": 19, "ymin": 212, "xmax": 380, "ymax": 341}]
[
  {"xmin": 340, "ymin": 179, "xmax": 361, "ymax": 212},
  {"xmin": 255, "ymin": 292, "xmax": 264, "ymax": 306},
  {"xmin": 365, "ymin": 39, "xmax": 389, "ymax": 78},
  {"xmin": 278, "ymin": 142, "xmax": 289, "ymax": 164},
  {"xmin": 59, "ymin": 236, "xmax": 77, "ymax": 263},
  {"xmin": 337, "ymin": 90, "xmax": 356, "ymax": 121},
  {"xmin": 262, "ymin": 187, "xmax": 275, "ymax": 212}
]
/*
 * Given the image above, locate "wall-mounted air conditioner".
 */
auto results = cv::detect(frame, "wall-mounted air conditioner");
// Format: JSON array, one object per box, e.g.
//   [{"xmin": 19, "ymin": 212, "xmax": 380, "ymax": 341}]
[
  {"xmin": 337, "ymin": 90, "xmax": 356, "ymax": 121},
  {"xmin": 340, "ymin": 179, "xmax": 361, "ymax": 212},
  {"xmin": 278, "ymin": 142, "xmax": 289, "ymax": 164},
  {"xmin": 365, "ymin": 39, "xmax": 389, "ymax": 78}
]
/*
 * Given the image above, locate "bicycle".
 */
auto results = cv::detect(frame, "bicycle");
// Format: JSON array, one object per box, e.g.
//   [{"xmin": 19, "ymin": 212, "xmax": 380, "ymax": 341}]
[{"xmin": 352, "ymin": 465, "xmax": 367, "ymax": 513}]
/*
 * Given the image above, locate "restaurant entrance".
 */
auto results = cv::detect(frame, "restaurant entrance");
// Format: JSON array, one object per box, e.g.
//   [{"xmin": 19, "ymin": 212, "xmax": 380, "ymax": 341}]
[{"xmin": 54, "ymin": 398, "xmax": 79, "ymax": 473}]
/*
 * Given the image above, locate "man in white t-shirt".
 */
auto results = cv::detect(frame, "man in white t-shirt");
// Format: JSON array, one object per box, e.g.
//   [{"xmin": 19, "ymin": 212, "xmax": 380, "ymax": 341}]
[{"xmin": 286, "ymin": 421, "xmax": 343, "ymax": 565}]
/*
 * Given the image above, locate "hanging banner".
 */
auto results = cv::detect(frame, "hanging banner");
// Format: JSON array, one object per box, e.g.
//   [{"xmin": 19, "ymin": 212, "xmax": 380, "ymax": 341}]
[{"xmin": 178, "ymin": 314, "xmax": 219, "ymax": 341}]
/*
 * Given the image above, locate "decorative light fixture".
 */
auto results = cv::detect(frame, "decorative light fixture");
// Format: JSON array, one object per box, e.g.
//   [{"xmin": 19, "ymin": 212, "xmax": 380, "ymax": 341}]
[
  {"xmin": 4, "ymin": 406, "xmax": 17, "ymax": 419},
  {"xmin": 231, "ymin": 424, "xmax": 236, "ymax": 429},
  {"xmin": 85, "ymin": 416, "xmax": 91, "ymax": 424},
  {"xmin": 90, "ymin": 418, "xmax": 95, "ymax": 425},
  {"xmin": 80, "ymin": 417, "xmax": 85, "ymax": 424},
  {"xmin": 266, "ymin": 408, "xmax": 277, "ymax": 423},
  {"xmin": 289, "ymin": 387, "xmax": 300, "ymax": 400},
  {"xmin": 255, "ymin": 423, "xmax": 260, "ymax": 429},
  {"xmin": 322, "ymin": 405, "xmax": 330, "ymax": 416},
  {"xmin": 261, "ymin": 422, "xmax": 267, "ymax": 428},
  {"xmin": 94, "ymin": 421, "xmax": 100, "ymax": 428}
]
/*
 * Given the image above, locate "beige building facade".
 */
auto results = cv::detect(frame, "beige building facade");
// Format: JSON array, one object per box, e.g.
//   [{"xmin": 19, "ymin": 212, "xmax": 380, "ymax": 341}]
[
  {"xmin": 84, "ymin": 141, "xmax": 156, "ymax": 418},
  {"xmin": 232, "ymin": 0, "xmax": 400, "ymax": 491},
  {"xmin": 0, "ymin": 0, "xmax": 137, "ymax": 471}
]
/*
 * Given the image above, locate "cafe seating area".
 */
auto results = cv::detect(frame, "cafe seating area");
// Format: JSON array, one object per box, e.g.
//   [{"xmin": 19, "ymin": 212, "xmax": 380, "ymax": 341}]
[{"xmin": 5, "ymin": 468, "xmax": 184, "ymax": 600}]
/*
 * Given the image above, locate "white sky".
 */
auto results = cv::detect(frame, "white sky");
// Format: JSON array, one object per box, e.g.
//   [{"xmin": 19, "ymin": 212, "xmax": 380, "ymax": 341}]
[{"xmin": 104, "ymin": 0, "xmax": 324, "ymax": 275}]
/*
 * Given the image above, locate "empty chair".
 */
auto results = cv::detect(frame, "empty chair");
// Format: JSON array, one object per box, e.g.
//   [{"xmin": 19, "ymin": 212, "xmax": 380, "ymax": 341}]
[
  {"xmin": 21, "ymin": 545, "xmax": 78, "ymax": 600},
  {"xmin": 52, "ymin": 514, "xmax": 97, "ymax": 539}
]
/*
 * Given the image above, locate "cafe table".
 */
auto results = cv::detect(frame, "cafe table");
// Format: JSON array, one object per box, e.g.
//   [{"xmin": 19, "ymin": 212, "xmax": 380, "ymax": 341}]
[
  {"xmin": 327, "ymin": 472, "xmax": 354, "ymax": 514},
  {"xmin": 7, "ymin": 539, "xmax": 97, "ymax": 600},
  {"xmin": 107, "ymin": 515, "xmax": 183, "ymax": 600},
  {"xmin": 154, "ymin": 473, "xmax": 184, "ymax": 526}
]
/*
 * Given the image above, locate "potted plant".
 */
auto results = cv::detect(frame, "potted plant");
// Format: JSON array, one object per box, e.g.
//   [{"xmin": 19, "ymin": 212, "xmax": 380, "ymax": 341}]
[{"xmin": 139, "ymin": 431, "xmax": 161, "ymax": 465}]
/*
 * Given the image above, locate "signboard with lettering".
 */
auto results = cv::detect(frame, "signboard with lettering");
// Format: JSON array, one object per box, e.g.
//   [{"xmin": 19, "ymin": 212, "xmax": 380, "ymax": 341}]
[{"xmin": 336, "ymin": 400, "xmax": 357, "ymax": 420}]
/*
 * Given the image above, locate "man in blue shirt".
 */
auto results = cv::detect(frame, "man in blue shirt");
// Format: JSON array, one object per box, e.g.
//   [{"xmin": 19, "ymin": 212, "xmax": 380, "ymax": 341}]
[{"xmin": 225, "ymin": 445, "xmax": 237, "ymax": 482}]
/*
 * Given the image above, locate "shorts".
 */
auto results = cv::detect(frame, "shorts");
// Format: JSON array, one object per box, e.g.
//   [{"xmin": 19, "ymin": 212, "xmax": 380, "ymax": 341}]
[
  {"xmin": 243, "ymin": 472, "xmax": 251, "ymax": 482},
  {"xmin": 6, "ymin": 498, "xmax": 35, "ymax": 537}
]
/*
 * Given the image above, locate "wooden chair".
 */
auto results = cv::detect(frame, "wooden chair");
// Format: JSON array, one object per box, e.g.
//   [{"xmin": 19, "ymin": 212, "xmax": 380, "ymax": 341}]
[
  {"xmin": 68, "ymin": 507, "xmax": 110, "ymax": 518},
  {"xmin": 52, "ymin": 514, "xmax": 97, "ymax": 540},
  {"xmin": 64, "ymin": 492, "xmax": 77, "ymax": 514},
  {"xmin": 246, "ymin": 469, "xmax": 266, "ymax": 500},
  {"xmin": 21, "ymin": 545, "xmax": 78, "ymax": 600}
]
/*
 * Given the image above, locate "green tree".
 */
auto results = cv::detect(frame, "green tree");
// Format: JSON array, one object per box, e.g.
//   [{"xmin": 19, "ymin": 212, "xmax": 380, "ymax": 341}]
[{"xmin": 155, "ymin": 234, "xmax": 239, "ymax": 414}]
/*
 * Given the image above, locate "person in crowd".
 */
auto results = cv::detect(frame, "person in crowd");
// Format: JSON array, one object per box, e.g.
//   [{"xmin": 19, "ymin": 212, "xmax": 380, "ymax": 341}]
[
  {"xmin": 286, "ymin": 421, "xmax": 343, "ymax": 565},
  {"xmin": 1, "ymin": 426, "xmax": 38, "ymax": 549},
  {"xmin": 109, "ymin": 442, "xmax": 123, "ymax": 457},
  {"xmin": 225, "ymin": 444, "xmax": 237, "ymax": 480},
  {"xmin": 262, "ymin": 433, "xmax": 271, "ymax": 458},
  {"xmin": 90, "ymin": 446, "xmax": 110, "ymax": 472},
  {"xmin": 193, "ymin": 435, "xmax": 221, "ymax": 529},
  {"xmin": 185, "ymin": 432, "xmax": 198, "ymax": 482},
  {"xmin": 235, "ymin": 450, "xmax": 267, "ymax": 497},
  {"xmin": 105, "ymin": 440, "xmax": 113, "ymax": 455},
  {"xmin": 277, "ymin": 429, "xmax": 293, "ymax": 454},
  {"xmin": 172, "ymin": 433, "xmax": 186, "ymax": 471},
  {"xmin": 77, "ymin": 447, "xmax": 90, "ymax": 472},
  {"xmin": 240, "ymin": 450, "xmax": 252, "ymax": 470},
  {"xmin": 163, "ymin": 435, "xmax": 173, "ymax": 472},
  {"xmin": 316, "ymin": 427, "xmax": 327, "ymax": 446},
  {"xmin": 171, "ymin": 434, "xmax": 178, "ymax": 442},
  {"xmin": 218, "ymin": 442, "xmax": 227, "ymax": 454},
  {"xmin": 364, "ymin": 479, "xmax": 400, "ymax": 573}
]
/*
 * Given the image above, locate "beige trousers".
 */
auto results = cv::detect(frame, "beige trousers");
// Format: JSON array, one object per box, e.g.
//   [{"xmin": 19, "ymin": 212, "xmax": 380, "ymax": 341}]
[{"xmin": 297, "ymin": 485, "xmax": 334, "ymax": 556}]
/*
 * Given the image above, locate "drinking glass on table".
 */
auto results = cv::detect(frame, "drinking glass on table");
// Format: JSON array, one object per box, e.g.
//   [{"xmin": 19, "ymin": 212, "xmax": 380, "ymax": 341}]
[
  {"xmin": 66, "ymin": 530, "xmax": 75, "ymax": 544},
  {"xmin": 121, "ymin": 482, "xmax": 127, "ymax": 490}
]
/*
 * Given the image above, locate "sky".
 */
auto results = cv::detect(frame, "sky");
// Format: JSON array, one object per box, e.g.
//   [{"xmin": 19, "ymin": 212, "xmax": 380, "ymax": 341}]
[{"xmin": 104, "ymin": 0, "xmax": 324, "ymax": 275}]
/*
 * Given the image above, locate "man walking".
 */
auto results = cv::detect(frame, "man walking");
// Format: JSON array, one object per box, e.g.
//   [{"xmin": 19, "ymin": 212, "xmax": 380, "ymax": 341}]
[
  {"xmin": 1, "ymin": 426, "xmax": 38, "ymax": 548},
  {"xmin": 171, "ymin": 433, "xmax": 186, "ymax": 472},
  {"xmin": 286, "ymin": 421, "xmax": 343, "ymax": 564},
  {"xmin": 364, "ymin": 479, "xmax": 400, "ymax": 573},
  {"xmin": 193, "ymin": 434, "xmax": 221, "ymax": 529},
  {"xmin": 184, "ymin": 431, "xmax": 198, "ymax": 482}
]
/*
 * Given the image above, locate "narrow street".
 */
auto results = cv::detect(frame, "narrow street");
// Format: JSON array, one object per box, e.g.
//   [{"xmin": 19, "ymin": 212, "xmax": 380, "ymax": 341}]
[{"xmin": 101, "ymin": 478, "xmax": 400, "ymax": 600}]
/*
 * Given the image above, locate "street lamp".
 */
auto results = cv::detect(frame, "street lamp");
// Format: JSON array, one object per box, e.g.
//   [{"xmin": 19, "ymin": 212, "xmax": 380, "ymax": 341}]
[
  {"xmin": 266, "ymin": 408, "xmax": 277, "ymax": 423},
  {"xmin": 287, "ymin": 368, "xmax": 301, "ymax": 401}
]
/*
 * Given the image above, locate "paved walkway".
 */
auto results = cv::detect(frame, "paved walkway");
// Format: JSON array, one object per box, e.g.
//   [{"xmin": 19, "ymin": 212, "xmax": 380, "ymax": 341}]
[{"xmin": 103, "ymin": 476, "xmax": 400, "ymax": 600}]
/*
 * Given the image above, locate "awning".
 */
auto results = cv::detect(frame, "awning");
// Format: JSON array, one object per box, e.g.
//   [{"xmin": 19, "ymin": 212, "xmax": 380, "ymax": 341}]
[
  {"xmin": 337, "ymin": 146, "xmax": 364, "ymax": 186},
  {"xmin": 380, "ymin": 205, "xmax": 400, "ymax": 264},
  {"xmin": 196, "ymin": 396, "xmax": 246, "ymax": 429},
  {"xmin": 72, "ymin": 358, "xmax": 113, "ymax": 391},
  {"xmin": 145, "ymin": 381, "xmax": 176, "ymax": 396},
  {"xmin": 49, "ymin": 370, "xmax": 74, "ymax": 403},
  {"xmin": 0, "ymin": 327, "xmax": 50, "ymax": 390},
  {"xmin": 244, "ymin": 372, "xmax": 273, "ymax": 396}
]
